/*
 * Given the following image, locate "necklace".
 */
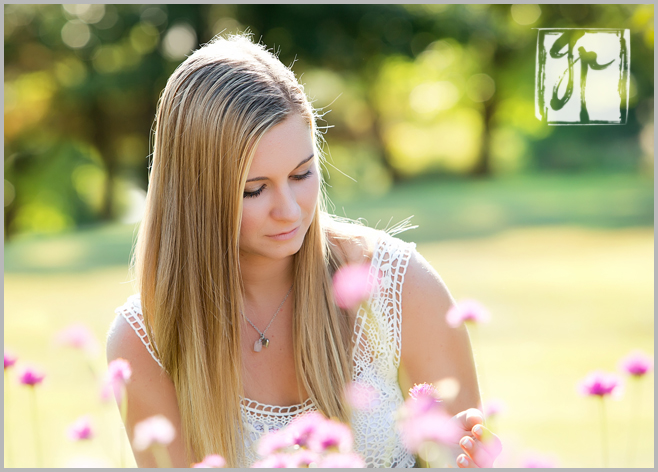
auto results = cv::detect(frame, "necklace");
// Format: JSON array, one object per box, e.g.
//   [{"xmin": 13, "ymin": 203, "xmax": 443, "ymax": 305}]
[{"xmin": 243, "ymin": 286, "xmax": 293, "ymax": 352}]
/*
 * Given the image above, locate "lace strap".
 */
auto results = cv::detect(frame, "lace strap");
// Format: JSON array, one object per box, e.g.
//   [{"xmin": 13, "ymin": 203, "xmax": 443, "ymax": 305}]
[
  {"xmin": 114, "ymin": 295, "xmax": 164, "ymax": 369},
  {"xmin": 369, "ymin": 233, "xmax": 416, "ymax": 369}
]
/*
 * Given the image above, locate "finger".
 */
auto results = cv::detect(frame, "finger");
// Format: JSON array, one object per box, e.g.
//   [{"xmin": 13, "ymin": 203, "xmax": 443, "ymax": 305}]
[
  {"xmin": 453, "ymin": 408, "xmax": 484, "ymax": 432},
  {"xmin": 456, "ymin": 453, "xmax": 478, "ymax": 468},
  {"xmin": 465, "ymin": 425, "xmax": 503, "ymax": 467}
]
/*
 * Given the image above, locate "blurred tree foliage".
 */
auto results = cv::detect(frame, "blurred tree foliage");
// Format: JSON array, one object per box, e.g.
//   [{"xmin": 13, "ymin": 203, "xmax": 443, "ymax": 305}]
[{"xmin": 4, "ymin": 4, "xmax": 654, "ymax": 238}]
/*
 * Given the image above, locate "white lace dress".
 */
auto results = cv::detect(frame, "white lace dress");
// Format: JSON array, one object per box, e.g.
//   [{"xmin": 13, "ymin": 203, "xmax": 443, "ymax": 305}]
[{"xmin": 116, "ymin": 232, "xmax": 417, "ymax": 468}]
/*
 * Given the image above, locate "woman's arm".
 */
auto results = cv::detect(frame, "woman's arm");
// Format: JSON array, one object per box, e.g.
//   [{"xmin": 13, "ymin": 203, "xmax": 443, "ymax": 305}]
[
  {"xmin": 399, "ymin": 248, "xmax": 480, "ymax": 415},
  {"xmin": 106, "ymin": 315, "xmax": 191, "ymax": 467}
]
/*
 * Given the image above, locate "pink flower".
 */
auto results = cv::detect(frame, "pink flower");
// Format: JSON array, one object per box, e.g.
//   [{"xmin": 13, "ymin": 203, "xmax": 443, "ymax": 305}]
[
  {"xmin": 4, "ymin": 350, "xmax": 17, "ymax": 370},
  {"xmin": 192, "ymin": 454, "xmax": 226, "ymax": 468},
  {"xmin": 619, "ymin": 350, "xmax": 653, "ymax": 377},
  {"xmin": 132, "ymin": 415, "xmax": 176, "ymax": 451},
  {"xmin": 482, "ymin": 398, "xmax": 507, "ymax": 418},
  {"xmin": 286, "ymin": 449, "xmax": 321, "ymax": 467},
  {"xmin": 344, "ymin": 382, "xmax": 379, "ymax": 411},
  {"xmin": 446, "ymin": 299, "xmax": 491, "ymax": 328},
  {"xmin": 332, "ymin": 263, "xmax": 375, "ymax": 309},
  {"xmin": 578, "ymin": 370, "xmax": 623, "ymax": 398},
  {"xmin": 256, "ymin": 428, "xmax": 293, "ymax": 457},
  {"xmin": 19, "ymin": 367, "xmax": 45, "ymax": 387},
  {"xmin": 409, "ymin": 383, "xmax": 440, "ymax": 402},
  {"xmin": 397, "ymin": 395, "xmax": 461, "ymax": 453},
  {"xmin": 318, "ymin": 452, "xmax": 366, "ymax": 468},
  {"xmin": 55, "ymin": 323, "xmax": 100, "ymax": 357},
  {"xmin": 101, "ymin": 358, "xmax": 132, "ymax": 402},
  {"xmin": 67, "ymin": 416, "xmax": 94, "ymax": 441},
  {"xmin": 520, "ymin": 451, "xmax": 557, "ymax": 468},
  {"xmin": 307, "ymin": 418, "xmax": 353, "ymax": 454}
]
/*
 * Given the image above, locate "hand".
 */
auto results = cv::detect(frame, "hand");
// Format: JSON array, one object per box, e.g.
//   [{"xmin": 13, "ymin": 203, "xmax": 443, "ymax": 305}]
[{"xmin": 452, "ymin": 408, "xmax": 502, "ymax": 468}]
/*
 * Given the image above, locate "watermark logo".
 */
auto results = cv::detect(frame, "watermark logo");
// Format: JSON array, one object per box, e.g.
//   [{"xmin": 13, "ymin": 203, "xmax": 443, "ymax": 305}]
[{"xmin": 535, "ymin": 28, "xmax": 630, "ymax": 125}]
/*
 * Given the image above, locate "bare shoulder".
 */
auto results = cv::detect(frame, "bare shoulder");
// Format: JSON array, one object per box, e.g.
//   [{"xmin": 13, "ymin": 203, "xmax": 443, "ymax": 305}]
[
  {"xmin": 401, "ymin": 248, "xmax": 454, "ymax": 315},
  {"xmin": 106, "ymin": 313, "xmax": 159, "ymax": 370}
]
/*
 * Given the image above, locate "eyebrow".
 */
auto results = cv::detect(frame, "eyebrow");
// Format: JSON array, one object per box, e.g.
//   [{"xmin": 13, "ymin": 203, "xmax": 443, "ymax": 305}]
[{"xmin": 246, "ymin": 154, "xmax": 314, "ymax": 182}]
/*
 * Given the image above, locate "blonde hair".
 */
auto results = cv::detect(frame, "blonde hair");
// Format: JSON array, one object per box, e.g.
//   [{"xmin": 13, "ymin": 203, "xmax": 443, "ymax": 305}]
[{"xmin": 133, "ymin": 33, "xmax": 357, "ymax": 466}]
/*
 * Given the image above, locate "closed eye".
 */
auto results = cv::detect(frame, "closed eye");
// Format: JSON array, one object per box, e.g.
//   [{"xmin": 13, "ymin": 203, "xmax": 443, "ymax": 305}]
[{"xmin": 243, "ymin": 170, "xmax": 313, "ymax": 199}]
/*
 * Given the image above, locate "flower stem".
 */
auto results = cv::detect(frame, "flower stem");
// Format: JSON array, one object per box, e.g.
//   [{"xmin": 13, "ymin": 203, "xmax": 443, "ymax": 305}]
[
  {"xmin": 4, "ymin": 371, "xmax": 12, "ymax": 468},
  {"xmin": 599, "ymin": 396, "xmax": 608, "ymax": 468},
  {"xmin": 119, "ymin": 386, "xmax": 128, "ymax": 468},
  {"xmin": 627, "ymin": 377, "xmax": 641, "ymax": 467},
  {"xmin": 151, "ymin": 444, "xmax": 173, "ymax": 468},
  {"xmin": 30, "ymin": 387, "xmax": 43, "ymax": 468}
]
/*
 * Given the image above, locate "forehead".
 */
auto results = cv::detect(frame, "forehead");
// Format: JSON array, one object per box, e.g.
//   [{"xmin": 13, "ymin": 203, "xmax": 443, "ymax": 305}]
[{"xmin": 249, "ymin": 113, "xmax": 314, "ymax": 174}]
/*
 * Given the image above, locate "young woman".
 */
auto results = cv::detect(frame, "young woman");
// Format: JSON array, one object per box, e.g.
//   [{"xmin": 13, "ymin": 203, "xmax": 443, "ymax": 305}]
[{"xmin": 107, "ymin": 33, "xmax": 500, "ymax": 468}]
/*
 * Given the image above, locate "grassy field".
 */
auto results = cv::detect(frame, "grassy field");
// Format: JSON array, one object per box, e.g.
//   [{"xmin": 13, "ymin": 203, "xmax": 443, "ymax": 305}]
[{"xmin": 4, "ymin": 172, "xmax": 654, "ymax": 467}]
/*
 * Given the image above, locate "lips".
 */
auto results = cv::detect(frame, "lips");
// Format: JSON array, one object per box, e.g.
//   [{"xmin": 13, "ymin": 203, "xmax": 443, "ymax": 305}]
[{"xmin": 267, "ymin": 226, "xmax": 299, "ymax": 240}]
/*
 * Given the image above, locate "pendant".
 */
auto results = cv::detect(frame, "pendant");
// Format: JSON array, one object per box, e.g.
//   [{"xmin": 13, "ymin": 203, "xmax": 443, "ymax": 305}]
[{"xmin": 253, "ymin": 337, "xmax": 270, "ymax": 352}]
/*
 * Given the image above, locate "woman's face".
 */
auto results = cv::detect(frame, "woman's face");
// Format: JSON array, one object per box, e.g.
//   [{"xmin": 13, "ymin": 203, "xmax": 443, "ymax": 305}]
[{"xmin": 239, "ymin": 113, "xmax": 320, "ymax": 262}]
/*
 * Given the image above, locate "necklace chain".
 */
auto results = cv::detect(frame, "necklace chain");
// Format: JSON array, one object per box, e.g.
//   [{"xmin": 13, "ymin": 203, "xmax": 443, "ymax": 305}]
[{"xmin": 243, "ymin": 286, "xmax": 292, "ymax": 350}]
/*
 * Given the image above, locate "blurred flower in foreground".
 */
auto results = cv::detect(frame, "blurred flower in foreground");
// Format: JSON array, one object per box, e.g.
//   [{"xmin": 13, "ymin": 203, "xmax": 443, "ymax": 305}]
[
  {"xmin": 409, "ymin": 382, "xmax": 440, "ymax": 402},
  {"xmin": 133, "ymin": 415, "xmax": 175, "ymax": 451},
  {"xmin": 4, "ymin": 350, "xmax": 17, "ymax": 370},
  {"xmin": 344, "ymin": 381, "xmax": 379, "ymax": 411},
  {"xmin": 55, "ymin": 323, "xmax": 100, "ymax": 357},
  {"xmin": 396, "ymin": 383, "xmax": 461, "ymax": 465},
  {"xmin": 254, "ymin": 411, "xmax": 364, "ymax": 468},
  {"xmin": 578, "ymin": 370, "xmax": 623, "ymax": 398},
  {"xmin": 67, "ymin": 415, "xmax": 94, "ymax": 441},
  {"xmin": 446, "ymin": 299, "xmax": 491, "ymax": 328},
  {"xmin": 619, "ymin": 350, "xmax": 653, "ymax": 377},
  {"xmin": 19, "ymin": 367, "xmax": 45, "ymax": 387},
  {"xmin": 192, "ymin": 454, "xmax": 226, "ymax": 468},
  {"xmin": 520, "ymin": 451, "xmax": 557, "ymax": 468},
  {"xmin": 332, "ymin": 263, "xmax": 375, "ymax": 309},
  {"xmin": 101, "ymin": 358, "xmax": 132, "ymax": 402}
]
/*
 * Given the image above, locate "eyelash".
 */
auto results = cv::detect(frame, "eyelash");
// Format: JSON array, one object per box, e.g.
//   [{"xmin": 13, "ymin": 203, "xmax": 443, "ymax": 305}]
[{"xmin": 243, "ymin": 170, "xmax": 313, "ymax": 199}]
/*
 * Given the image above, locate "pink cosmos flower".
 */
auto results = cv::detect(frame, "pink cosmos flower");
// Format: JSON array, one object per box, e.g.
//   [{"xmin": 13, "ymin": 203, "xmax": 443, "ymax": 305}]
[
  {"xmin": 409, "ymin": 383, "xmax": 440, "ymax": 402},
  {"xmin": 446, "ymin": 299, "xmax": 491, "ymax": 328},
  {"xmin": 307, "ymin": 418, "xmax": 353, "ymax": 454},
  {"xmin": 67, "ymin": 416, "xmax": 94, "ymax": 441},
  {"xmin": 101, "ymin": 358, "xmax": 132, "ymax": 402},
  {"xmin": 132, "ymin": 414, "xmax": 176, "ymax": 451},
  {"xmin": 344, "ymin": 381, "xmax": 379, "ymax": 411},
  {"xmin": 619, "ymin": 350, "xmax": 653, "ymax": 377},
  {"xmin": 318, "ymin": 452, "xmax": 366, "ymax": 468},
  {"xmin": 286, "ymin": 449, "xmax": 321, "ymax": 467},
  {"xmin": 192, "ymin": 454, "xmax": 226, "ymax": 468},
  {"xmin": 4, "ymin": 350, "xmax": 17, "ymax": 370},
  {"xmin": 397, "ymin": 393, "xmax": 461, "ymax": 453},
  {"xmin": 19, "ymin": 367, "xmax": 45, "ymax": 387},
  {"xmin": 55, "ymin": 323, "xmax": 100, "ymax": 357},
  {"xmin": 332, "ymin": 263, "xmax": 375, "ymax": 309},
  {"xmin": 482, "ymin": 398, "xmax": 507, "ymax": 418},
  {"xmin": 578, "ymin": 370, "xmax": 623, "ymax": 398}
]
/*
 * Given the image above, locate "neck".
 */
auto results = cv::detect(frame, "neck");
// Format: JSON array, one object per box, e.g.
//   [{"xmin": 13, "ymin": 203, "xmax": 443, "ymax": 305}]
[{"xmin": 239, "ymin": 253, "xmax": 294, "ymax": 311}]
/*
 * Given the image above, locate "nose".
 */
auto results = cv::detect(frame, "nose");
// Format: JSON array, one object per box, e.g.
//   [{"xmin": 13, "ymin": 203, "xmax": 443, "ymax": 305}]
[{"xmin": 271, "ymin": 184, "xmax": 301, "ymax": 223}]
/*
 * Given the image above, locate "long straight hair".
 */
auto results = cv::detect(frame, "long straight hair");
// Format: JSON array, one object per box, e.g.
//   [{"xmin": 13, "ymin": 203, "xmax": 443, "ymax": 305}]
[{"xmin": 132, "ymin": 33, "xmax": 355, "ymax": 466}]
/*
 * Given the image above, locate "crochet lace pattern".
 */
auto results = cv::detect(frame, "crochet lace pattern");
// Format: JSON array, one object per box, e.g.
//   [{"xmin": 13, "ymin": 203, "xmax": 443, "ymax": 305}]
[{"xmin": 115, "ymin": 232, "xmax": 417, "ymax": 468}]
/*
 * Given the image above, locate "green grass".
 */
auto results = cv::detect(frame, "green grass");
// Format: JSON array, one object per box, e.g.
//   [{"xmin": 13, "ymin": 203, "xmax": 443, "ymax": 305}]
[{"xmin": 4, "ymin": 172, "xmax": 654, "ymax": 467}]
